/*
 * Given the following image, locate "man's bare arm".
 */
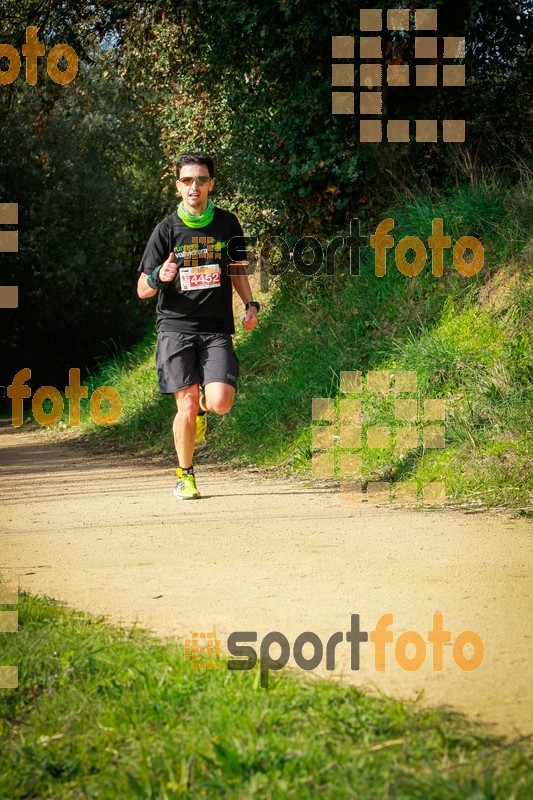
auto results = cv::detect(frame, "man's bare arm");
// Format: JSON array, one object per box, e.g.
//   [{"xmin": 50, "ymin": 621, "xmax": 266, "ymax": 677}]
[
  {"xmin": 137, "ymin": 272, "xmax": 157, "ymax": 299},
  {"xmin": 137, "ymin": 252, "xmax": 178, "ymax": 299}
]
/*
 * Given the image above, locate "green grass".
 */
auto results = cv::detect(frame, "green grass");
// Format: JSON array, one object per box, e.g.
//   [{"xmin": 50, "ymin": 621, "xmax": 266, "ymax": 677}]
[
  {"xmin": 70, "ymin": 178, "xmax": 532, "ymax": 507},
  {"xmin": 1, "ymin": 593, "xmax": 531, "ymax": 799}
]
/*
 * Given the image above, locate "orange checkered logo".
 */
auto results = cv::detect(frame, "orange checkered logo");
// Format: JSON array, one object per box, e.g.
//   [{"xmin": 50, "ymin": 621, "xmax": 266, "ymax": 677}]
[
  {"xmin": 0, "ymin": 575, "xmax": 19, "ymax": 689},
  {"xmin": 182, "ymin": 237, "xmax": 223, "ymax": 267},
  {"xmin": 312, "ymin": 370, "xmax": 446, "ymax": 504},
  {"xmin": 332, "ymin": 8, "xmax": 466, "ymax": 142},
  {"xmin": 184, "ymin": 631, "xmax": 222, "ymax": 670}
]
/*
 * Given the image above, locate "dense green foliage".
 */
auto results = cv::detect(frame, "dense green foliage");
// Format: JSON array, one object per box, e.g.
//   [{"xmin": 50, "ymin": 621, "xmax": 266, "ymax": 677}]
[
  {"xmin": 1, "ymin": 1, "xmax": 530, "ymax": 389},
  {"xmin": 0, "ymin": 58, "xmax": 168, "ymax": 387},
  {"xmin": 0, "ymin": 2, "xmax": 171, "ymax": 388},
  {"xmin": 152, "ymin": 0, "xmax": 531, "ymax": 229},
  {"xmin": 1, "ymin": 592, "xmax": 531, "ymax": 798}
]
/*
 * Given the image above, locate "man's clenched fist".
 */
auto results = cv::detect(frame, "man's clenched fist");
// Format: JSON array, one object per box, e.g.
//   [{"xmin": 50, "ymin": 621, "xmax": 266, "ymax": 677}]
[{"xmin": 159, "ymin": 252, "xmax": 178, "ymax": 282}]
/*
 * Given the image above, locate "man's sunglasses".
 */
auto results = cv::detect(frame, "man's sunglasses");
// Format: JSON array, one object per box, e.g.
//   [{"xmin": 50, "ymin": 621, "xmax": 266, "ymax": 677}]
[{"xmin": 178, "ymin": 176, "xmax": 211, "ymax": 186}]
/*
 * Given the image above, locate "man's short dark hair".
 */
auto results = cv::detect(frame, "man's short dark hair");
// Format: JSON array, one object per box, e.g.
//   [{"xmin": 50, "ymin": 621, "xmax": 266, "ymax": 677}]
[{"xmin": 176, "ymin": 153, "xmax": 215, "ymax": 179}]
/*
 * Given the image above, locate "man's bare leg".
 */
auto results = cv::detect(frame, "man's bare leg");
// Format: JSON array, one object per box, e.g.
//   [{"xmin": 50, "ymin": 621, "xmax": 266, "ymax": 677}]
[
  {"xmin": 173, "ymin": 384, "xmax": 200, "ymax": 467},
  {"xmin": 201, "ymin": 382, "xmax": 235, "ymax": 415}
]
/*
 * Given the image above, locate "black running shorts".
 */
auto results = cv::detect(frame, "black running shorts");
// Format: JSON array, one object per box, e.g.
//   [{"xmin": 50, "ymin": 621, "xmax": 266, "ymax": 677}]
[{"xmin": 155, "ymin": 331, "xmax": 240, "ymax": 394}]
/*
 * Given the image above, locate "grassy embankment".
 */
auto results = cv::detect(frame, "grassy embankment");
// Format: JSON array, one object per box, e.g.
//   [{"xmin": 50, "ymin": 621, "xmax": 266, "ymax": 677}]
[
  {"xmin": 0, "ymin": 592, "xmax": 531, "ymax": 798},
  {"xmin": 71, "ymin": 179, "xmax": 531, "ymax": 507}
]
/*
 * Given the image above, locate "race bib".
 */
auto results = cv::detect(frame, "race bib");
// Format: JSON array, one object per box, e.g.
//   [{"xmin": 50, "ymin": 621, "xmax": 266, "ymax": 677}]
[{"xmin": 179, "ymin": 264, "xmax": 221, "ymax": 291}]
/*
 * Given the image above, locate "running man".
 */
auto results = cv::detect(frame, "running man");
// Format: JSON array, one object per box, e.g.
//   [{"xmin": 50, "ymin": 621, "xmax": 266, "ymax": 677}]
[{"xmin": 137, "ymin": 153, "xmax": 259, "ymax": 499}]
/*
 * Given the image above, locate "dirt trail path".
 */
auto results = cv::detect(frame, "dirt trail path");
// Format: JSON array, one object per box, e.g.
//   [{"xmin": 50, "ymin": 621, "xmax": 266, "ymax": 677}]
[{"xmin": 1, "ymin": 425, "xmax": 531, "ymax": 737}]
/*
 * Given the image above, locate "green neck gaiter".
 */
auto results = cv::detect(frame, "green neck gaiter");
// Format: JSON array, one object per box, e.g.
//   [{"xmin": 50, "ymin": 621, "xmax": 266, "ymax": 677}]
[{"xmin": 177, "ymin": 199, "xmax": 215, "ymax": 228}]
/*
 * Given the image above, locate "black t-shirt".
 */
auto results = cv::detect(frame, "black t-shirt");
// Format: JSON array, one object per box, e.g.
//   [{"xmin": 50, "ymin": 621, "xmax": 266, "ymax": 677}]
[{"xmin": 138, "ymin": 207, "xmax": 247, "ymax": 334}]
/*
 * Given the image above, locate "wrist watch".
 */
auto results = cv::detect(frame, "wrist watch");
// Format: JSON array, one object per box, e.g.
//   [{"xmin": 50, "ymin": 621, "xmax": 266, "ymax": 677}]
[{"xmin": 245, "ymin": 301, "xmax": 261, "ymax": 312}]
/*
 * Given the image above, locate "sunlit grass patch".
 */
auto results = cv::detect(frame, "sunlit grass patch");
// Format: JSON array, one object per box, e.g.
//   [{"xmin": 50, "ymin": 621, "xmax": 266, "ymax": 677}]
[{"xmin": 0, "ymin": 593, "xmax": 531, "ymax": 799}]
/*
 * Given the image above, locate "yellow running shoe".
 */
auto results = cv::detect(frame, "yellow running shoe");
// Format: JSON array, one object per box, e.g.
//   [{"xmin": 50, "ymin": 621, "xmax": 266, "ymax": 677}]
[
  {"xmin": 195, "ymin": 412, "xmax": 207, "ymax": 445},
  {"xmin": 174, "ymin": 468, "xmax": 200, "ymax": 500}
]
